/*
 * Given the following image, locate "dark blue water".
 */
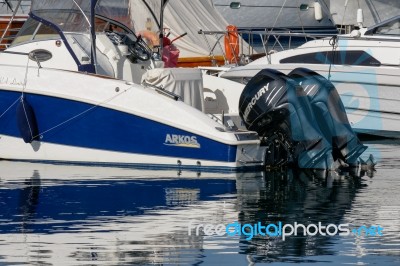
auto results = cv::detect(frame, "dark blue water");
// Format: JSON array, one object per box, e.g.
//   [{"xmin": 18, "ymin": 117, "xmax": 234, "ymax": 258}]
[{"xmin": 0, "ymin": 140, "xmax": 399, "ymax": 265}]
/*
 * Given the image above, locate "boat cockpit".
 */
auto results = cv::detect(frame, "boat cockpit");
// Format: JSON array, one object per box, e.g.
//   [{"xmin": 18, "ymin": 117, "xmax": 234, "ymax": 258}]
[
  {"xmin": 7, "ymin": 0, "xmax": 155, "ymax": 84},
  {"xmin": 4, "ymin": 0, "xmax": 207, "ymax": 116}
]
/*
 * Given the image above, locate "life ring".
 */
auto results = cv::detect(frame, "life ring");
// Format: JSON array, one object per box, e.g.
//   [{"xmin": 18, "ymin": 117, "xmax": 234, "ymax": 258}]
[{"xmin": 224, "ymin": 25, "xmax": 239, "ymax": 64}]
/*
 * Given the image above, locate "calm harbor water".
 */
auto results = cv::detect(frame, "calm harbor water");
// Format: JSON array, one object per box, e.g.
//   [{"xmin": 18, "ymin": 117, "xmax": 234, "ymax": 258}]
[{"xmin": 0, "ymin": 140, "xmax": 399, "ymax": 265}]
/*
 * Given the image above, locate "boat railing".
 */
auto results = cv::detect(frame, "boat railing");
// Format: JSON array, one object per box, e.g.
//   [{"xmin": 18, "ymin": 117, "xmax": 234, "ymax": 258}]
[
  {"xmin": 0, "ymin": 22, "xmax": 24, "ymax": 49},
  {"xmin": 0, "ymin": 0, "xmax": 28, "ymax": 50},
  {"xmin": 198, "ymin": 29, "xmax": 337, "ymax": 66}
]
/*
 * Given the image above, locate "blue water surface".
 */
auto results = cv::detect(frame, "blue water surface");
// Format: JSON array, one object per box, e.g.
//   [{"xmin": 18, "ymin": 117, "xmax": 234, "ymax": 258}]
[{"xmin": 0, "ymin": 140, "xmax": 399, "ymax": 265}]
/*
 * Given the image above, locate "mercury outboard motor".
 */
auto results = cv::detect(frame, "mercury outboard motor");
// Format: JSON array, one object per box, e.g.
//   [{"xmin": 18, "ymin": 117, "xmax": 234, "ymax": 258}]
[
  {"xmin": 288, "ymin": 68, "xmax": 367, "ymax": 165},
  {"xmin": 238, "ymin": 69, "xmax": 333, "ymax": 169}
]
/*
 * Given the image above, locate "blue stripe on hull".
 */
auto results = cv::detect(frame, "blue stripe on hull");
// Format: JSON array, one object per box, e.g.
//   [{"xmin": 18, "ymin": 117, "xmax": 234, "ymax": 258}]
[{"xmin": 0, "ymin": 90, "xmax": 237, "ymax": 162}]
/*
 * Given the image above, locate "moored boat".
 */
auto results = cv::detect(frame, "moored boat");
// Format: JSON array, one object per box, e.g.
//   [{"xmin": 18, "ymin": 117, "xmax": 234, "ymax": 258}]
[
  {"xmin": 203, "ymin": 15, "xmax": 400, "ymax": 138},
  {"xmin": 0, "ymin": 0, "xmax": 266, "ymax": 172}
]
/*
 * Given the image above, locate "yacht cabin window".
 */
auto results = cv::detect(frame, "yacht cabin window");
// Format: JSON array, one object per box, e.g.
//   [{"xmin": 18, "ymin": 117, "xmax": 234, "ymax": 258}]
[
  {"xmin": 280, "ymin": 50, "xmax": 381, "ymax": 66},
  {"xmin": 365, "ymin": 16, "xmax": 400, "ymax": 36},
  {"xmin": 373, "ymin": 18, "xmax": 400, "ymax": 36}
]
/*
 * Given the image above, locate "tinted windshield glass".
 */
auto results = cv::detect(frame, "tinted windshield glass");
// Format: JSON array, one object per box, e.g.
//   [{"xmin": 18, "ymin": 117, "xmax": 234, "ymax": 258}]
[
  {"xmin": 374, "ymin": 18, "xmax": 400, "ymax": 36},
  {"xmin": 96, "ymin": 0, "xmax": 132, "ymax": 29},
  {"xmin": 31, "ymin": 0, "xmax": 91, "ymax": 33},
  {"xmin": 34, "ymin": 10, "xmax": 91, "ymax": 33},
  {"xmin": 31, "ymin": 0, "xmax": 91, "ymax": 13},
  {"xmin": 280, "ymin": 50, "xmax": 381, "ymax": 66},
  {"xmin": 31, "ymin": 0, "xmax": 134, "ymax": 33},
  {"xmin": 365, "ymin": 16, "xmax": 400, "ymax": 36},
  {"xmin": 11, "ymin": 18, "xmax": 59, "ymax": 47}
]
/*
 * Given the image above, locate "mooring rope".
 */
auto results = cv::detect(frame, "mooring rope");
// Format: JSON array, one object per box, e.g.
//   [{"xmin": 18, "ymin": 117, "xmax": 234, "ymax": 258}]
[
  {"xmin": 0, "ymin": 96, "xmax": 20, "ymax": 120},
  {"xmin": 22, "ymin": 55, "xmax": 30, "ymax": 95},
  {"xmin": 327, "ymin": 35, "xmax": 338, "ymax": 81},
  {"xmin": 31, "ymin": 86, "xmax": 133, "ymax": 140}
]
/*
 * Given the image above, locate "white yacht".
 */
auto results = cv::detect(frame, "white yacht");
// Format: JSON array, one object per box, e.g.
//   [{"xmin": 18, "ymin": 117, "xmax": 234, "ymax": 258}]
[{"xmin": 205, "ymin": 16, "xmax": 400, "ymax": 138}]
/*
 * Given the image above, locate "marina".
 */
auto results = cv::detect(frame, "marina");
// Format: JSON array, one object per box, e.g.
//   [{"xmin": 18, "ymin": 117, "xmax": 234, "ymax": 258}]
[{"xmin": 0, "ymin": 0, "xmax": 399, "ymax": 265}]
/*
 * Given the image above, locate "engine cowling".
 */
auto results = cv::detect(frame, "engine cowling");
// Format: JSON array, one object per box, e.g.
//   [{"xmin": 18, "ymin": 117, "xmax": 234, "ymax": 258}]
[
  {"xmin": 239, "ymin": 68, "xmax": 333, "ymax": 169},
  {"xmin": 288, "ymin": 68, "xmax": 367, "ymax": 165}
]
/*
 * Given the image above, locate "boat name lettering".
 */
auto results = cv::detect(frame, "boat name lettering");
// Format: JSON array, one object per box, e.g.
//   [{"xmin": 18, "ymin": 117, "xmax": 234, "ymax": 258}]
[
  {"xmin": 0, "ymin": 76, "xmax": 24, "ymax": 86},
  {"xmin": 164, "ymin": 134, "xmax": 201, "ymax": 148}
]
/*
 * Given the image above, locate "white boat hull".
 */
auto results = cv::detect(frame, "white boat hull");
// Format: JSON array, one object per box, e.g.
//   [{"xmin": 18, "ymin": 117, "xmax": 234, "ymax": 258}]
[
  {"xmin": 0, "ymin": 65, "xmax": 265, "ymax": 171},
  {"xmin": 0, "ymin": 135, "xmax": 262, "ymax": 170}
]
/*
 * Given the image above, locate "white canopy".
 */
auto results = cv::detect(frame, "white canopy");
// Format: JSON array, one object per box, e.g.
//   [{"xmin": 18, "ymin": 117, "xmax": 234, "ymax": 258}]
[{"xmin": 130, "ymin": 0, "xmax": 250, "ymax": 58}]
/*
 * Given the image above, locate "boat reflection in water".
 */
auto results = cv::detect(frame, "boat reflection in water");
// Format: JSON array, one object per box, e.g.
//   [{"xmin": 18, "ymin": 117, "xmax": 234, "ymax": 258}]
[
  {"xmin": 0, "ymin": 159, "xmax": 398, "ymax": 265},
  {"xmin": 236, "ymin": 169, "xmax": 369, "ymax": 263},
  {"xmin": 0, "ymin": 161, "xmax": 240, "ymax": 265}
]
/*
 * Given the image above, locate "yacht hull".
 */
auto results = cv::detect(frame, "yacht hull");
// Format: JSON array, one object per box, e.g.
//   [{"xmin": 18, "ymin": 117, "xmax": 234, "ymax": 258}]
[{"xmin": 0, "ymin": 67, "xmax": 265, "ymax": 172}]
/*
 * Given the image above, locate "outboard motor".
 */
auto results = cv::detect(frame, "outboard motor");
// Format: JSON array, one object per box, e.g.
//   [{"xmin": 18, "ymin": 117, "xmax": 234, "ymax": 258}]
[
  {"xmin": 238, "ymin": 69, "xmax": 333, "ymax": 169},
  {"xmin": 288, "ymin": 68, "xmax": 367, "ymax": 165}
]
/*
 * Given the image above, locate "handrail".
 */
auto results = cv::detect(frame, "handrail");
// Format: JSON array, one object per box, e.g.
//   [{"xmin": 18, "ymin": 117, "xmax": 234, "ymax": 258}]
[
  {"xmin": 0, "ymin": 0, "xmax": 23, "ymax": 44},
  {"xmin": 198, "ymin": 28, "xmax": 400, "ymax": 67},
  {"xmin": 0, "ymin": 28, "xmax": 22, "ymax": 49},
  {"xmin": 198, "ymin": 29, "xmax": 227, "ymax": 66},
  {"xmin": 199, "ymin": 29, "xmax": 336, "ymax": 39},
  {"xmin": 0, "ymin": 50, "xmax": 29, "ymax": 55},
  {"xmin": 142, "ymin": 81, "xmax": 181, "ymax": 101},
  {"xmin": 198, "ymin": 29, "xmax": 338, "ymax": 67}
]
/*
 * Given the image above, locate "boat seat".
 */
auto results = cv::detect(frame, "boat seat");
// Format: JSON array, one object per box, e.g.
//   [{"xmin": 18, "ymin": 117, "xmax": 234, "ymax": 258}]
[
  {"xmin": 142, "ymin": 68, "xmax": 205, "ymax": 112},
  {"xmin": 95, "ymin": 34, "xmax": 122, "ymax": 78}
]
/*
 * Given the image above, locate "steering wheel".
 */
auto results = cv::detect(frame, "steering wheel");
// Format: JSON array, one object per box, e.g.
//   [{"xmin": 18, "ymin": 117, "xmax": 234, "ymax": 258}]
[
  {"xmin": 106, "ymin": 31, "xmax": 152, "ymax": 61},
  {"xmin": 127, "ymin": 35, "xmax": 152, "ymax": 61},
  {"xmin": 105, "ymin": 31, "xmax": 124, "ymax": 45}
]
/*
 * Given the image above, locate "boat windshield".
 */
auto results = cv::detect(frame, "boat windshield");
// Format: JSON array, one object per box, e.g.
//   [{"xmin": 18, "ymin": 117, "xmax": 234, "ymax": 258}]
[
  {"xmin": 31, "ymin": 0, "xmax": 91, "ymax": 33},
  {"xmin": 374, "ymin": 18, "xmax": 400, "ymax": 36},
  {"xmin": 365, "ymin": 15, "xmax": 400, "ymax": 36},
  {"xmin": 95, "ymin": 0, "xmax": 132, "ymax": 29},
  {"xmin": 22, "ymin": 0, "xmax": 134, "ymax": 73},
  {"xmin": 30, "ymin": 0, "xmax": 132, "ymax": 34}
]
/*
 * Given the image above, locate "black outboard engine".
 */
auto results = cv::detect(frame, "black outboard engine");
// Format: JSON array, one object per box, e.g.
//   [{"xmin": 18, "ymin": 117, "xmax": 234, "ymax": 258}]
[
  {"xmin": 288, "ymin": 68, "xmax": 367, "ymax": 165},
  {"xmin": 238, "ymin": 69, "xmax": 333, "ymax": 169}
]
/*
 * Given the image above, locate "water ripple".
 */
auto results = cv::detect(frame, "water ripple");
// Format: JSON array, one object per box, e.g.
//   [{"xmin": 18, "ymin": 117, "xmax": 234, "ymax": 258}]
[{"xmin": 0, "ymin": 141, "xmax": 399, "ymax": 265}]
